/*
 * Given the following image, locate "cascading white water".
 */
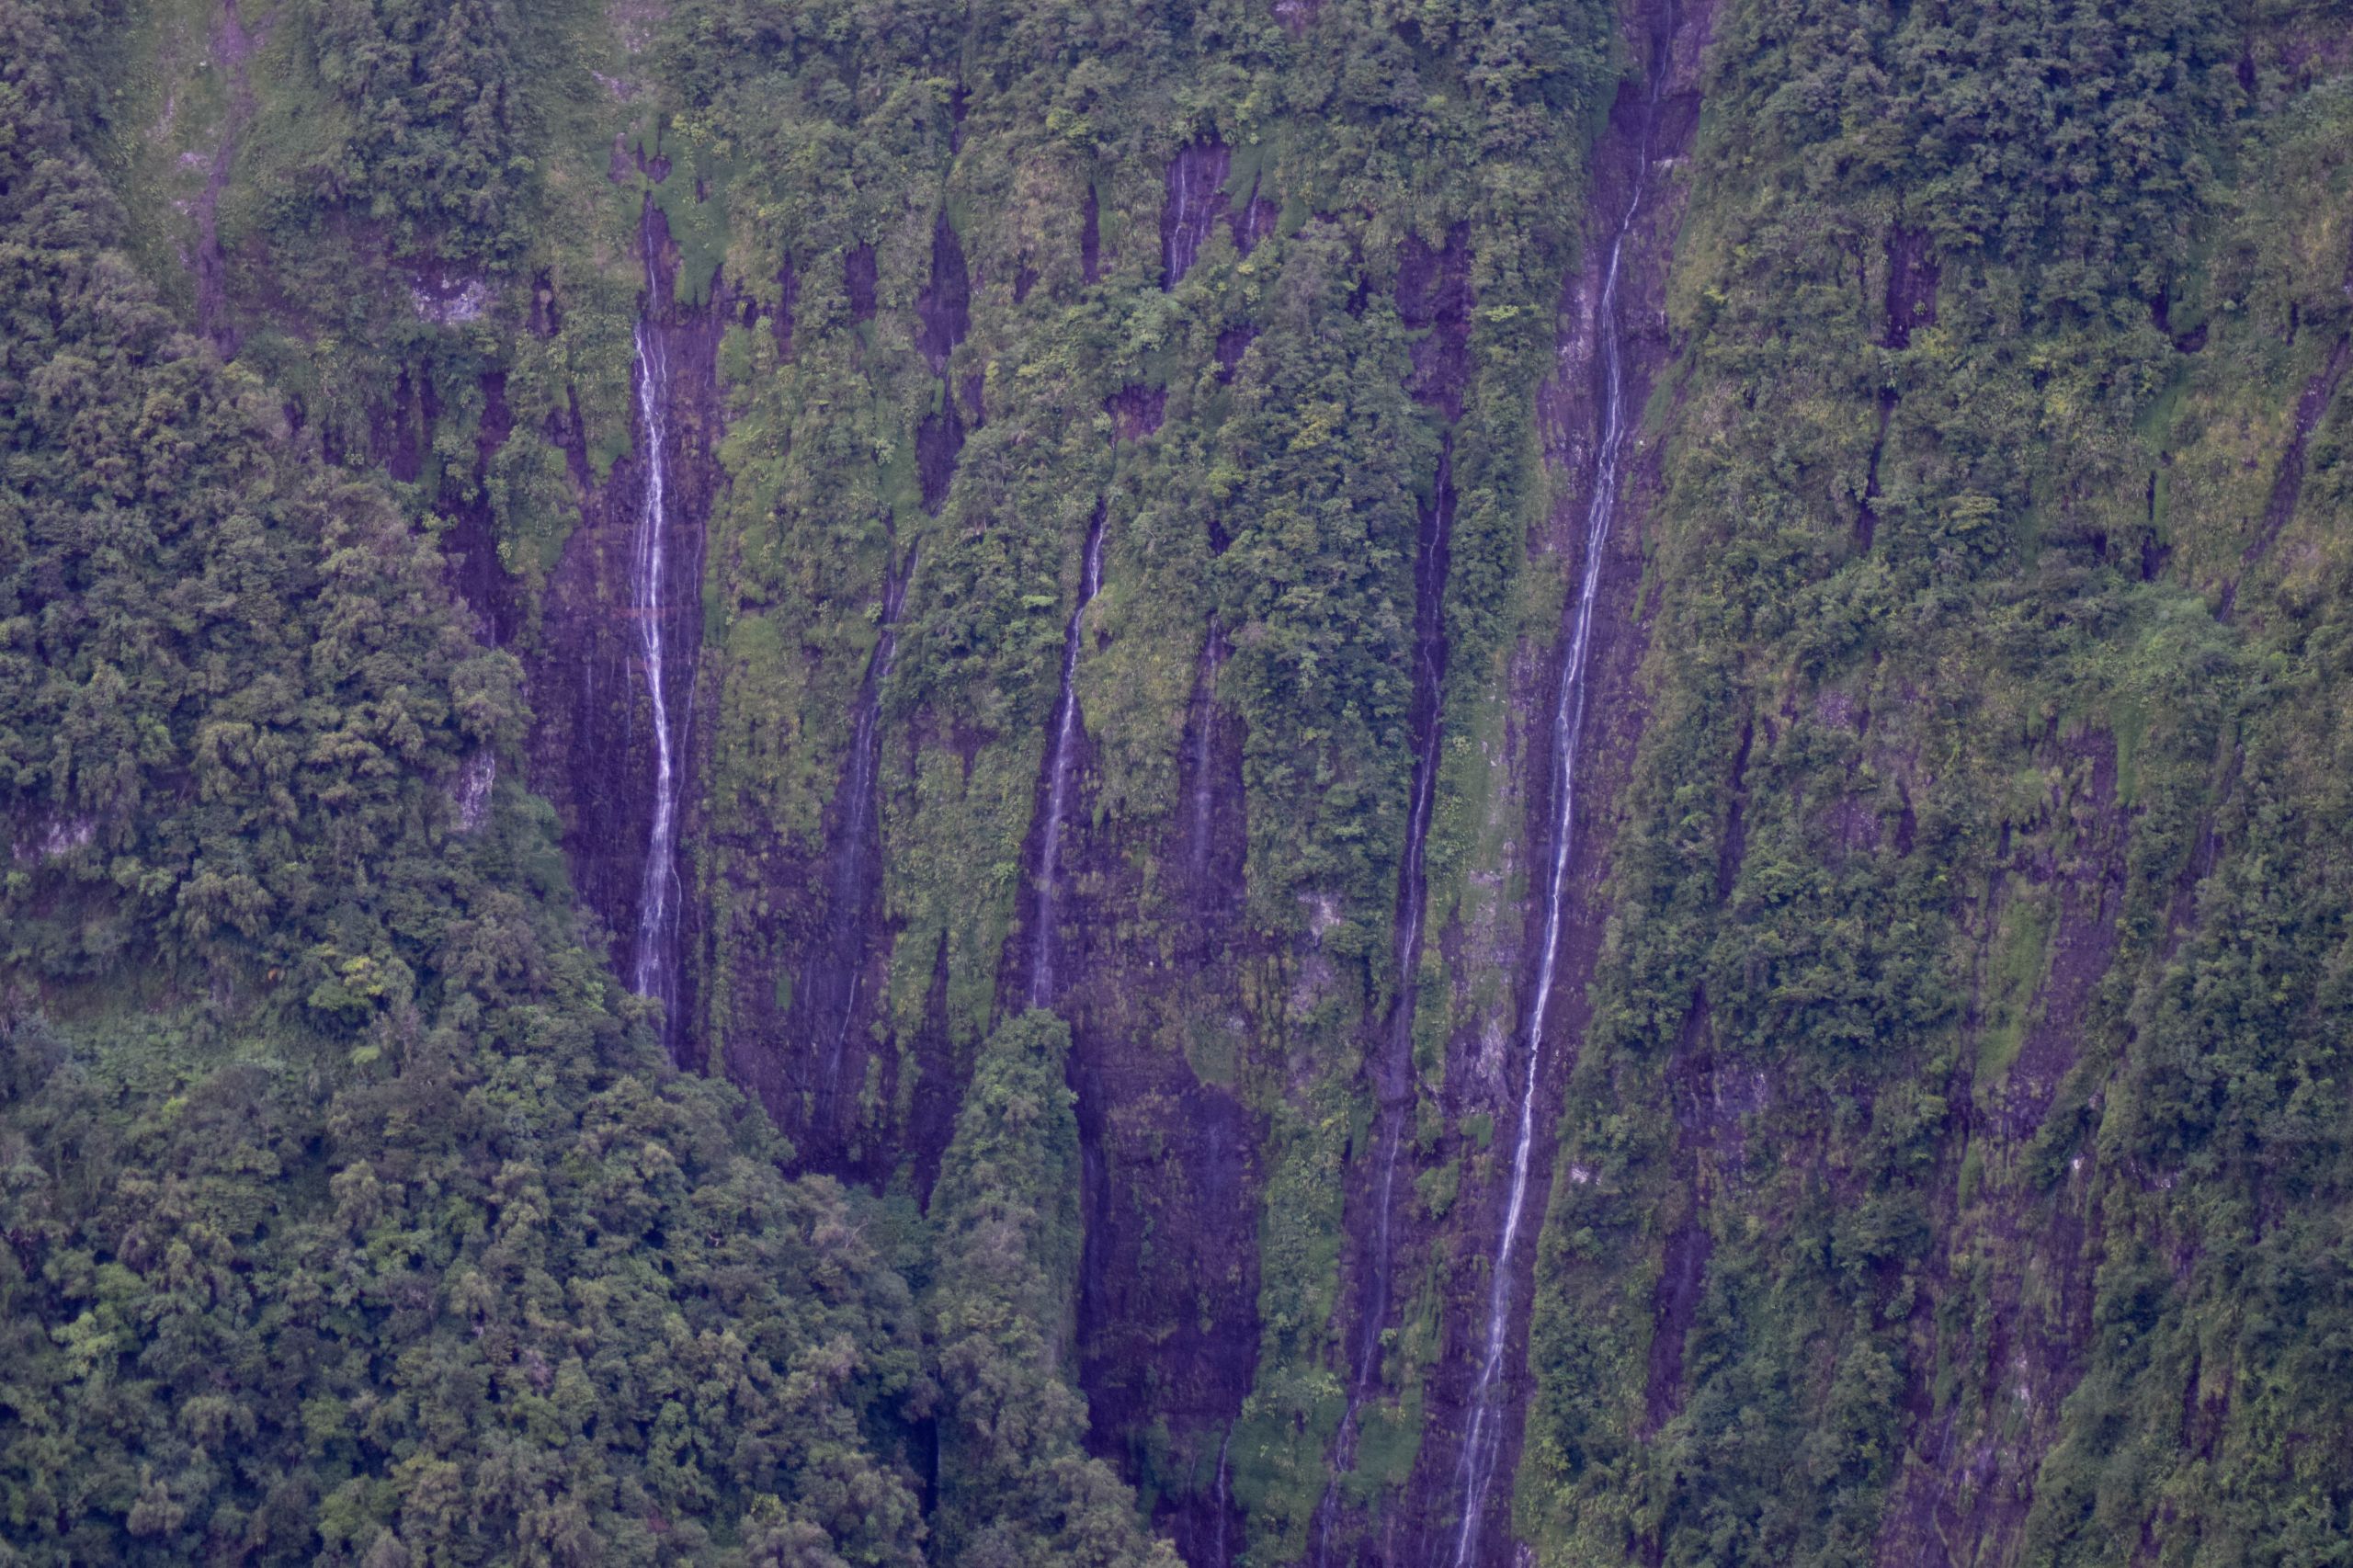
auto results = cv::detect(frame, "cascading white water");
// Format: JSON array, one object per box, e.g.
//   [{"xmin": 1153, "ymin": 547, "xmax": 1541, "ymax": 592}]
[
  {"xmin": 1164, "ymin": 144, "xmax": 1227, "ymax": 290},
  {"xmin": 1449, "ymin": 105, "xmax": 1658, "ymax": 1568},
  {"xmin": 630, "ymin": 308, "xmax": 684, "ymax": 1024},
  {"xmin": 1029, "ymin": 515, "xmax": 1108, "ymax": 1009},
  {"xmin": 1166, "ymin": 172, "xmax": 1198, "ymax": 285}
]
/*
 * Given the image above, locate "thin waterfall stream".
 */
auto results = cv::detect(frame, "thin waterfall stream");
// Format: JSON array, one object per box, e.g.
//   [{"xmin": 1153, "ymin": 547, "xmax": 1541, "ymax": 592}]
[
  {"xmin": 814, "ymin": 545, "xmax": 915, "ymax": 1128},
  {"xmin": 1313, "ymin": 449, "xmax": 1456, "ymax": 1565},
  {"xmin": 1029, "ymin": 512, "xmax": 1108, "ymax": 1009},
  {"xmin": 1449, "ymin": 68, "xmax": 1664, "ymax": 1568},
  {"xmin": 629, "ymin": 223, "xmax": 688, "ymax": 1042},
  {"xmin": 1211, "ymin": 1430, "xmax": 1233, "ymax": 1567}
]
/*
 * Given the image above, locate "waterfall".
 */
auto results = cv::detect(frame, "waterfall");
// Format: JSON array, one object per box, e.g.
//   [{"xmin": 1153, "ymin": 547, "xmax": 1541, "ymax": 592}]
[
  {"xmin": 1313, "ymin": 452, "xmax": 1455, "ymax": 1566},
  {"xmin": 1211, "ymin": 1429, "xmax": 1233, "ymax": 1567},
  {"xmin": 814, "ymin": 546, "xmax": 915, "ymax": 1128},
  {"xmin": 1030, "ymin": 513, "xmax": 1108, "ymax": 1009},
  {"xmin": 1449, "ymin": 83, "xmax": 1661, "ymax": 1568},
  {"xmin": 629, "ymin": 293, "xmax": 686, "ymax": 1036},
  {"xmin": 1163, "ymin": 142, "xmax": 1231, "ymax": 290}
]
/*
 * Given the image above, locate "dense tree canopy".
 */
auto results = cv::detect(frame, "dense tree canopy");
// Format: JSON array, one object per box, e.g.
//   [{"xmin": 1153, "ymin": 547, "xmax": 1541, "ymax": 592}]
[{"xmin": 2, "ymin": 0, "xmax": 2350, "ymax": 1559}]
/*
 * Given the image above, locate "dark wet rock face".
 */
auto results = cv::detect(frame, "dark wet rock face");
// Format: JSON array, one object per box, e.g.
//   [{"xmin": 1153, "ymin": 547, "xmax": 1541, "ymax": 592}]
[
  {"xmin": 988, "ymin": 462, "xmax": 1261, "ymax": 1552},
  {"xmin": 915, "ymin": 212, "xmax": 970, "ymax": 374},
  {"xmin": 1860, "ymin": 229, "xmax": 1939, "ymax": 547},
  {"xmin": 381, "ymin": 369, "xmax": 426, "ymax": 484},
  {"xmin": 1106, "ymin": 384, "xmax": 1165, "ymax": 440},
  {"xmin": 772, "ymin": 551, "xmax": 915, "ymax": 1175},
  {"xmin": 1396, "ymin": 224, "xmax": 1474, "ymax": 421},
  {"xmin": 1230, "ymin": 173, "xmax": 1279, "ymax": 257},
  {"xmin": 845, "ymin": 243, "xmax": 879, "ymax": 323},
  {"xmin": 1058, "ymin": 616, "xmax": 1261, "ymax": 1557},
  {"xmin": 725, "ymin": 213, "xmax": 972, "ymax": 1164},
  {"xmin": 527, "ymin": 200, "xmax": 728, "ymax": 1069},
  {"xmin": 440, "ymin": 369, "xmax": 521, "ymax": 647},
  {"xmin": 1010, "ymin": 511, "xmax": 1107, "ymax": 1013},
  {"xmin": 916, "ymin": 400, "xmax": 965, "ymax": 514},
  {"xmin": 1215, "ymin": 324, "xmax": 1256, "ymax": 382},
  {"xmin": 914, "ymin": 215, "xmax": 973, "ymax": 514},
  {"xmin": 1407, "ymin": 0, "xmax": 1714, "ymax": 1559},
  {"xmin": 1163, "ymin": 140, "xmax": 1232, "ymax": 289},
  {"xmin": 530, "ymin": 272, "xmax": 563, "ymax": 337},
  {"xmin": 1883, "ymin": 226, "xmax": 1940, "ymax": 349},
  {"xmin": 1874, "ymin": 730, "xmax": 2128, "ymax": 1568}
]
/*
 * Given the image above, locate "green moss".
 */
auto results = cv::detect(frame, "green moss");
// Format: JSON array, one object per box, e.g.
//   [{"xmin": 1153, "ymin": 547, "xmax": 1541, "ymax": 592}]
[
  {"xmin": 1976, "ymin": 887, "xmax": 2055, "ymax": 1089},
  {"xmin": 1416, "ymin": 1159, "xmax": 1461, "ymax": 1221}
]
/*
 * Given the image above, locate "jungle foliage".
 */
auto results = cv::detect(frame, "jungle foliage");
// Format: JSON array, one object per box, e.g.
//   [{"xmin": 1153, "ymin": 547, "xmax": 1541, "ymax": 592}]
[
  {"xmin": 1524, "ymin": 0, "xmax": 2353, "ymax": 1562},
  {"xmin": 3, "ymin": 0, "xmax": 2352, "ymax": 1558},
  {"xmin": 1, "ymin": 3, "xmax": 920, "ymax": 1562}
]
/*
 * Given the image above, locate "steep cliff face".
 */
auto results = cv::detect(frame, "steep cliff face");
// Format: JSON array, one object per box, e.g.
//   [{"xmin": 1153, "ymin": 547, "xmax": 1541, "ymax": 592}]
[
  {"xmin": 1368, "ymin": 6, "xmax": 1711, "ymax": 1562},
  {"xmin": 61, "ymin": 0, "xmax": 2353, "ymax": 1562},
  {"xmin": 529, "ymin": 198, "xmax": 730, "ymax": 1064},
  {"xmin": 1517, "ymin": 4, "xmax": 2353, "ymax": 1565}
]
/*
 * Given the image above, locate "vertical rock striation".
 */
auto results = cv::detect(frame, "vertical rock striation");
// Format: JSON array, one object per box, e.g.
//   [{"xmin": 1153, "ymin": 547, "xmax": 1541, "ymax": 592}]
[
  {"xmin": 529, "ymin": 194, "xmax": 726, "ymax": 1066},
  {"xmin": 1419, "ymin": 1, "xmax": 1711, "ymax": 1559}
]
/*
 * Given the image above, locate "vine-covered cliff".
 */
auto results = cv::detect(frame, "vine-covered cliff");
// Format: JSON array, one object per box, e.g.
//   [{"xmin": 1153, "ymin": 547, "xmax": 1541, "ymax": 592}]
[{"xmin": 2, "ymin": 0, "xmax": 2348, "ymax": 1561}]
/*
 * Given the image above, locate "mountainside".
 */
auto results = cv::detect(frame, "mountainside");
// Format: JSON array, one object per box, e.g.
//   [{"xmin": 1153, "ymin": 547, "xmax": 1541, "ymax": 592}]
[{"xmin": 2, "ymin": 0, "xmax": 2350, "ymax": 1562}]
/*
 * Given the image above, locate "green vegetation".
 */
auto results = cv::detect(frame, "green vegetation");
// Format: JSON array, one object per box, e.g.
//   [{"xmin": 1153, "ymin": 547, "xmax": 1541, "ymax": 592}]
[
  {"xmin": 5, "ymin": 0, "xmax": 2351, "ymax": 1556},
  {"xmin": 301, "ymin": 0, "xmax": 538, "ymax": 260},
  {"xmin": 1521, "ymin": 0, "xmax": 2353, "ymax": 1562},
  {"xmin": 0, "ymin": 3, "xmax": 932, "ymax": 1561},
  {"xmin": 925, "ymin": 1012, "xmax": 1180, "ymax": 1568}
]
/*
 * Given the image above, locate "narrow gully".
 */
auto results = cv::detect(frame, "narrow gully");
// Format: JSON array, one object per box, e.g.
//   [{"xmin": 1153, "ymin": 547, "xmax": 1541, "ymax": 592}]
[
  {"xmin": 1313, "ymin": 444, "xmax": 1456, "ymax": 1566},
  {"xmin": 813, "ymin": 544, "xmax": 916, "ymax": 1132},
  {"xmin": 1449, "ymin": 47, "xmax": 1666, "ymax": 1568},
  {"xmin": 1030, "ymin": 511, "xmax": 1108, "ymax": 1009}
]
